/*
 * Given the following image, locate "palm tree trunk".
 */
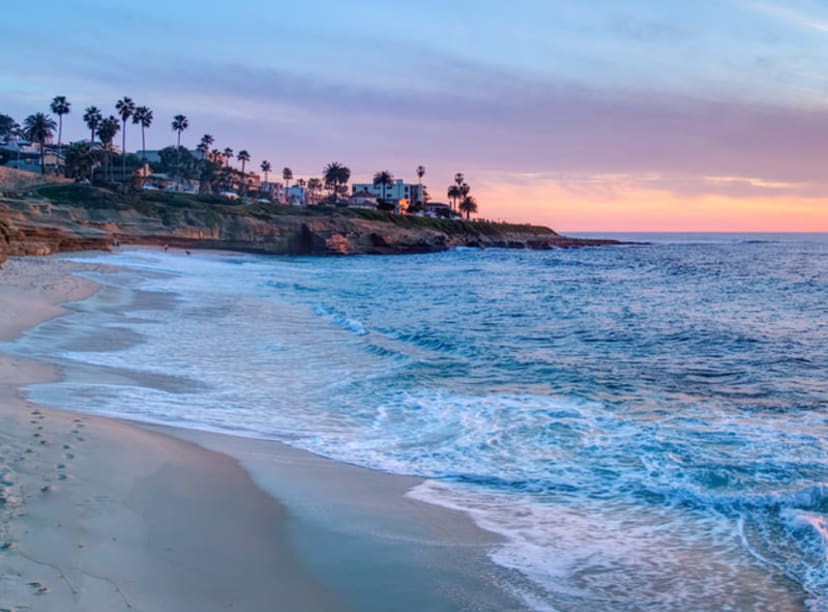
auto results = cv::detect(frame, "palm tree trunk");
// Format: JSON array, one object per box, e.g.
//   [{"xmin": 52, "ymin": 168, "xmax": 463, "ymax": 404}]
[
  {"xmin": 122, "ymin": 121, "xmax": 127, "ymax": 186},
  {"xmin": 176, "ymin": 132, "xmax": 181, "ymax": 191},
  {"xmin": 58, "ymin": 116, "xmax": 63, "ymax": 169},
  {"xmin": 141, "ymin": 127, "xmax": 146, "ymax": 161},
  {"xmin": 39, "ymin": 139, "xmax": 45, "ymax": 175}
]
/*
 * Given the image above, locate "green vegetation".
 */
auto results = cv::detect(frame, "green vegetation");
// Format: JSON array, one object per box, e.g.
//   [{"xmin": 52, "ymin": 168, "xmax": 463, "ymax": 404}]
[
  {"xmin": 28, "ymin": 184, "xmax": 551, "ymax": 236},
  {"xmin": 22, "ymin": 113, "xmax": 56, "ymax": 174}
]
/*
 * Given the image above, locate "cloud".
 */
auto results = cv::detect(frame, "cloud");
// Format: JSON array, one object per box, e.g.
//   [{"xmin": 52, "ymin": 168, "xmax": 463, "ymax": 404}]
[{"xmin": 743, "ymin": 0, "xmax": 828, "ymax": 32}]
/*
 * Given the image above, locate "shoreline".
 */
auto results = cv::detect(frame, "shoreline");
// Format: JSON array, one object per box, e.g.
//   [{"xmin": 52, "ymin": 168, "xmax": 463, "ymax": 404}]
[{"xmin": 0, "ymin": 254, "xmax": 527, "ymax": 611}]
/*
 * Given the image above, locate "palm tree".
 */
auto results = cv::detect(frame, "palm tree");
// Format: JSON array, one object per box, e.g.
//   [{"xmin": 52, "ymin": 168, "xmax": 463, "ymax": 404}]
[
  {"xmin": 459, "ymin": 195, "xmax": 478, "ymax": 220},
  {"xmin": 237, "ymin": 150, "xmax": 250, "ymax": 175},
  {"xmin": 447, "ymin": 185, "xmax": 462, "ymax": 212},
  {"xmin": 223, "ymin": 147, "xmax": 234, "ymax": 167},
  {"xmin": 373, "ymin": 170, "xmax": 394, "ymax": 202},
  {"xmin": 171, "ymin": 114, "xmax": 189, "ymax": 189},
  {"xmin": 260, "ymin": 160, "xmax": 271, "ymax": 187},
  {"xmin": 23, "ymin": 113, "xmax": 57, "ymax": 174},
  {"xmin": 50, "ymin": 96, "xmax": 70, "ymax": 154},
  {"xmin": 416, "ymin": 165, "xmax": 426, "ymax": 203},
  {"xmin": 97, "ymin": 116, "xmax": 120, "ymax": 182},
  {"xmin": 455, "ymin": 172, "xmax": 464, "ymax": 187},
  {"xmin": 83, "ymin": 106, "xmax": 102, "ymax": 145},
  {"xmin": 323, "ymin": 162, "xmax": 350, "ymax": 203},
  {"xmin": 132, "ymin": 106, "xmax": 153, "ymax": 162},
  {"xmin": 115, "ymin": 97, "xmax": 136, "ymax": 183},
  {"xmin": 307, "ymin": 177, "xmax": 322, "ymax": 205},
  {"xmin": 199, "ymin": 134, "xmax": 214, "ymax": 160},
  {"xmin": 282, "ymin": 167, "xmax": 293, "ymax": 189}
]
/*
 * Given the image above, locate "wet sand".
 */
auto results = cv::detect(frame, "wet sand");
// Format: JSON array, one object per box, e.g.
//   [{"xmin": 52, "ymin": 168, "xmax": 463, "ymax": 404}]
[
  {"xmin": 0, "ymin": 254, "xmax": 526, "ymax": 611},
  {"xmin": 0, "ymin": 257, "xmax": 340, "ymax": 611}
]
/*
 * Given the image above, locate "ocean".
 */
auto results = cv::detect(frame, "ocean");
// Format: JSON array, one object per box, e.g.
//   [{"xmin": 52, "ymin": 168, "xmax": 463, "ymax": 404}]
[{"xmin": 5, "ymin": 233, "xmax": 828, "ymax": 610}]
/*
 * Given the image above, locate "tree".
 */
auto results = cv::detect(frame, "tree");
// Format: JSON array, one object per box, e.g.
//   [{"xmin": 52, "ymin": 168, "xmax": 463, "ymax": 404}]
[
  {"xmin": 132, "ymin": 106, "xmax": 153, "ymax": 161},
  {"xmin": 63, "ymin": 142, "xmax": 96, "ymax": 180},
  {"xmin": 260, "ymin": 160, "xmax": 271, "ymax": 187},
  {"xmin": 323, "ymin": 162, "xmax": 350, "ymax": 203},
  {"xmin": 282, "ymin": 167, "xmax": 293, "ymax": 189},
  {"xmin": 307, "ymin": 177, "xmax": 322, "ymax": 205},
  {"xmin": 455, "ymin": 172, "xmax": 464, "ymax": 187},
  {"xmin": 158, "ymin": 146, "xmax": 196, "ymax": 177},
  {"xmin": 237, "ymin": 149, "xmax": 250, "ymax": 176},
  {"xmin": 373, "ymin": 170, "xmax": 394, "ymax": 202},
  {"xmin": 115, "ymin": 97, "xmax": 136, "ymax": 183},
  {"xmin": 23, "ymin": 113, "xmax": 56, "ymax": 174},
  {"xmin": 97, "ymin": 116, "xmax": 120, "ymax": 181},
  {"xmin": 50, "ymin": 96, "xmax": 71, "ymax": 153},
  {"xmin": 199, "ymin": 134, "xmax": 214, "ymax": 160},
  {"xmin": 416, "ymin": 165, "xmax": 426, "ymax": 203},
  {"xmin": 459, "ymin": 195, "xmax": 478, "ymax": 220},
  {"xmin": 0, "ymin": 113, "xmax": 15, "ymax": 139},
  {"xmin": 83, "ymin": 106, "xmax": 103, "ymax": 144},
  {"xmin": 223, "ymin": 147, "xmax": 233, "ymax": 167},
  {"xmin": 171, "ymin": 114, "xmax": 189, "ymax": 188},
  {"xmin": 447, "ymin": 185, "xmax": 462, "ymax": 211}
]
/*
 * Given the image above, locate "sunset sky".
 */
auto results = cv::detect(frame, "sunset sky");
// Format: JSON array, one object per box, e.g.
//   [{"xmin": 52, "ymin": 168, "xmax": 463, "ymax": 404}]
[{"xmin": 3, "ymin": 0, "xmax": 828, "ymax": 231}]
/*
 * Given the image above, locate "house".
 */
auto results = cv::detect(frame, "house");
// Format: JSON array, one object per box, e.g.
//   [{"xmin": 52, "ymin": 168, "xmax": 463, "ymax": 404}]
[
  {"xmin": 424, "ymin": 202, "xmax": 453, "ymax": 218},
  {"xmin": 285, "ymin": 185, "xmax": 306, "ymax": 206},
  {"xmin": 346, "ymin": 190, "xmax": 378, "ymax": 209},
  {"xmin": 134, "ymin": 149, "xmax": 200, "ymax": 164},
  {"xmin": 351, "ymin": 179, "xmax": 425, "ymax": 204},
  {"xmin": 261, "ymin": 181, "xmax": 284, "ymax": 202}
]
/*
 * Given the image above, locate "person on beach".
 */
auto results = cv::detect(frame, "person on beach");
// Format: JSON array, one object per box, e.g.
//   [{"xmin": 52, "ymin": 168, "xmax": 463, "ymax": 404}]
[{"xmin": 164, "ymin": 244, "xmax": 169, "ymax": 252}]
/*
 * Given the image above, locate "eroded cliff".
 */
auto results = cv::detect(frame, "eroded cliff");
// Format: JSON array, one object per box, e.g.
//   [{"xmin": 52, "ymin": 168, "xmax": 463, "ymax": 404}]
[{"xmin": 0, "ymin": 185, "xmax": 621, "ymax": 258}]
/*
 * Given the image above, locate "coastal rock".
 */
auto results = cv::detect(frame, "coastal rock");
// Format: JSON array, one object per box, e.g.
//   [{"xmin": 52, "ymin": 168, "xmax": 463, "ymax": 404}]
[
  {"xmin": 0, "ymin": 185, "xmax": 625, "ymax": 258},
  {"xmin": 325, "ymin": 233, "xmax": 350, "ymax": 255}
]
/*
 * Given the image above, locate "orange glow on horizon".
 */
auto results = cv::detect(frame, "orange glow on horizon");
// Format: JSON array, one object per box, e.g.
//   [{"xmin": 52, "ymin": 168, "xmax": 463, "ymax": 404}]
[{"xmin": 476, "ymin": 180, "xmax": 828, "ymax": 233}]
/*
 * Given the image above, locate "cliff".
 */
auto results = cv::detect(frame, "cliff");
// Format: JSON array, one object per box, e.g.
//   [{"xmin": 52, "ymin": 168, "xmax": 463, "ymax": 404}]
[{"xmin": 0, "ymin": 184, "xmax": 621, "ymax": 258}]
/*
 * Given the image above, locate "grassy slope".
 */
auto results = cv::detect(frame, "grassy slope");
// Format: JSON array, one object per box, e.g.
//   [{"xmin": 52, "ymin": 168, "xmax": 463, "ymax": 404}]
[{"xmin": 33, "ymin": 185, "xmax": 556, "ymax": 236}]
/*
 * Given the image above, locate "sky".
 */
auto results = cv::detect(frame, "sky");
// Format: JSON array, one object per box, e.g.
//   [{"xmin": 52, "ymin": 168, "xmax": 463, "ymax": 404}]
[{"xmin": 2, "ymin": 0, "xmax": 828, "ymax": 231}]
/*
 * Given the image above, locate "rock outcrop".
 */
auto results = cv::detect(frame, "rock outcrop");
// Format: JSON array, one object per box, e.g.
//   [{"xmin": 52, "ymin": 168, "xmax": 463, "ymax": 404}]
[{"xmin": 0, "ymin": 185, "xmax": 624, "ymax": 259}]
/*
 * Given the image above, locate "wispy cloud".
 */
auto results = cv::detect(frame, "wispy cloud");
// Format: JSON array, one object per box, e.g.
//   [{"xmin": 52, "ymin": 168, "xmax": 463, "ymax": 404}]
[{"xmin": 743, "ymin": 0, "xmax": 828, "ymax": 33}]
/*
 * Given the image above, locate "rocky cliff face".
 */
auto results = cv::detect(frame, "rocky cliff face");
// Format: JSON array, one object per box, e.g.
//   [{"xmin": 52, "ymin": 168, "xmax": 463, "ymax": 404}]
[{"xmin": 0, "ymin": 186, "xmax": 621, "ymax": 259}]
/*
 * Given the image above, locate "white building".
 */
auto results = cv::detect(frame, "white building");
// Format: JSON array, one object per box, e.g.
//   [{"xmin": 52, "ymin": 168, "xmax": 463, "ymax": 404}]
[
  {"xmin": 285, "ymin": 185, "xmax": 306, "ymax": 206},
  {"xmin": 352, "ymin": 179, "xmax": 424, "ymax": 204},
  {"xmin": 261, "ymin": 181, "xmax": 284, "ymax": 201}
]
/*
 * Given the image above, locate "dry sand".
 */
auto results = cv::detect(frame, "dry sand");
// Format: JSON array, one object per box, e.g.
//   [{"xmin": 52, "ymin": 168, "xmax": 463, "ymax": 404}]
[{"xmin": 0, "ymin": 257, "xmax": 341, "ymax": 611}]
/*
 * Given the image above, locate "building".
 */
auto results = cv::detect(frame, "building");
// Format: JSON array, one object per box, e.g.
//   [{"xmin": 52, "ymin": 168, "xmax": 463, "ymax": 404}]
[
  {"xmin": 351, "ymin": 179, "xmax": 424, "ymax": 204},
  {"xmin": 133, "ymin": 149, "xmax": 201, "ymax": 164},
  {"xmin": 285, "ymin": 185, "xmax": 306, "ymax": 206},
  {"xmin": 423, "ymin": 202, "xmax": 454, "ymax": 218},
  {"xmin": 346, "ymin": 190, "xmax": 378, "ymax": 208},
  {"xmin": 261, "ymin": 181, "xmax": 284, "ymax": 202}
]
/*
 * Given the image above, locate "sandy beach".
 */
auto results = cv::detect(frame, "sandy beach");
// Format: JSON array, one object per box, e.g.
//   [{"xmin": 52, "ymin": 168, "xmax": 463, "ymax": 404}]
[
  {"xmin": 0, "ymin": 256, "xmax": 344, "ymax": 610},
  {"xmin": 0, "ymin": 254, "xmax": 524, "ymax": 611}
]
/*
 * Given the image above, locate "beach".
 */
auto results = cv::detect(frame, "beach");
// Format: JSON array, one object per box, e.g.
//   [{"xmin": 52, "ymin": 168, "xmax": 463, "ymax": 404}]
[{"xmin": 0, "ymin": 254, "xmax": 524, "ymax": 611}]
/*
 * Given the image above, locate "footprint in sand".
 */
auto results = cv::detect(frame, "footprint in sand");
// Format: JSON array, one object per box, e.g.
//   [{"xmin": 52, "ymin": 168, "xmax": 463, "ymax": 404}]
[
  {"xmin": 65, "ymin": 452, "xmax": 75, "ymax": 460},
  {"xmin": 27, "ymin": 580, "xmax": 49, "ymax": 595},
  {"xmin": 63, "ymin": 444, "xmax": 71, "ymax": 450}
]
